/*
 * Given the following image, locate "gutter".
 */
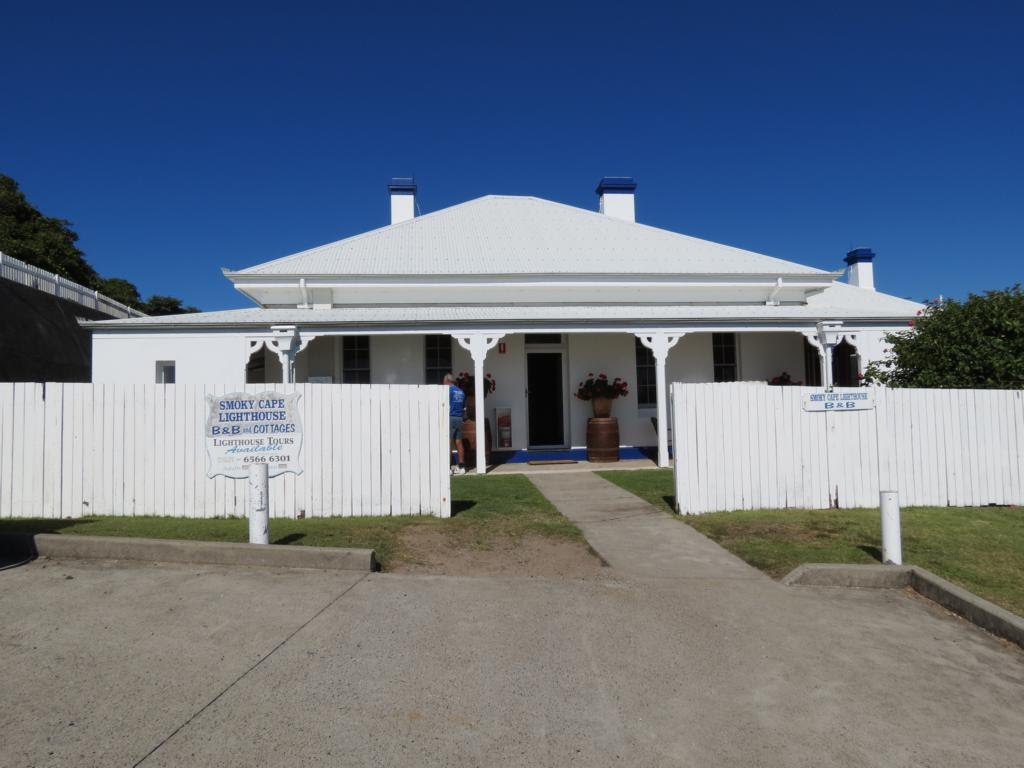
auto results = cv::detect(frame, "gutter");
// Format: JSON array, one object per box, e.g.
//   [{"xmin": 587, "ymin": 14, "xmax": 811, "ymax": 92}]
[
  {"xmin": 80, "ymin": 315, "xmax": 919, "ymax": 332},
  {"xmin": 222, "ymin": 269, "xmax": 846, "ymax": 285}
]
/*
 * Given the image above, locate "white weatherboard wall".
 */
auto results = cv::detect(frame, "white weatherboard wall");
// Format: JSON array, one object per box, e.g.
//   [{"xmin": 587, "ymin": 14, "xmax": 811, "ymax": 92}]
[
  {"xmin": 0, "ymin": 383, "xmax": 451, "ymax": 519},
  {"xmin": 93, "ymin": 332, "xmax": 248, "ymax": 385},
  {"xmin": 671, "ymin": 382, "xmax": 1024, "ymax": 514}
]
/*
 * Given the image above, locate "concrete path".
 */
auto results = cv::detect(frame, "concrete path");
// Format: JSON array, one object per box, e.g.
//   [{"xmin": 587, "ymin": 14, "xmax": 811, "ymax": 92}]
[
  {"xmin": 3, "ymin": 558, "xmax": 1023, "ymax": 767},
  {"xmin": 529, "ymin": 471, "xmax": 760, "ymax": 580},
  {"xmin": 489, "ymin": 457, "xmax": 658, "ymax": 475}
]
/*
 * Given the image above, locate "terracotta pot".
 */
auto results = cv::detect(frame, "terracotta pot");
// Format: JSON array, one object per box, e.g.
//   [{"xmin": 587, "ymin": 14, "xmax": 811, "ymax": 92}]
[
  {"xmin": 591, "ymin": 396, "xmax": 613, "ymax": 418},
  {"xmin": 461, "ymin": 418, "xmax": 492, "ymax": 463}
]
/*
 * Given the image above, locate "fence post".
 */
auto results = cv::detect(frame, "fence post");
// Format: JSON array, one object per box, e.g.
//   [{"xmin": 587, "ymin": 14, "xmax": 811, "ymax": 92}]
[{"xmin": 880, "ymin": 490, "xmax": 902, "ymax": 565}]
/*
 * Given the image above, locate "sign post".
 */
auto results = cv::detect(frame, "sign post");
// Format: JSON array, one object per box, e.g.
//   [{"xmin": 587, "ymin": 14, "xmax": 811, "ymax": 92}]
[
  {"xmin": 205, "ymin": 391, "xmax": 304, "ymax": 544},
  {"xmin": 247, "ymin": 461, "xmax": 270, "ymax": 544}
]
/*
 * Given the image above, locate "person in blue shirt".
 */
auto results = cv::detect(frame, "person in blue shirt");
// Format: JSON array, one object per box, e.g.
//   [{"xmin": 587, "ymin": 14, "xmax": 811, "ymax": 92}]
[{"xmin": 444, "ymin": 373, "xmax": 467, "ymax": 474}]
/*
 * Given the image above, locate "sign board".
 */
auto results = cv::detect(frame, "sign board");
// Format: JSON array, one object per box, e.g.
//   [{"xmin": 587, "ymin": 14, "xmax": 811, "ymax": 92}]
[
  {"xmin": 803, "ymin": 389, "xmax": 875, "ymax": 412},
  {"xmin": 205, "ymin": 391, "xmax": 304, "ymax": 478}
]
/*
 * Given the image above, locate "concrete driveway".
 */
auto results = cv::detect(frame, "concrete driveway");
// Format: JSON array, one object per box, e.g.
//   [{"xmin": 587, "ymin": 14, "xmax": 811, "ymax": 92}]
[{"xmin": 1, "ymin": 555, "xmax": 1022, "ymax": 767}]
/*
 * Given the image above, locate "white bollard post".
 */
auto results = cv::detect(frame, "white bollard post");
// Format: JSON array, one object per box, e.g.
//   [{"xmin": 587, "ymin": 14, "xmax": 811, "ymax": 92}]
[
  {"xmin": 880, "ymin": 490, "xmax": 902, "ymax": 565},
  {"xmin": 248, "ymin": 462, "xmax": 270, "ymax": 545}
]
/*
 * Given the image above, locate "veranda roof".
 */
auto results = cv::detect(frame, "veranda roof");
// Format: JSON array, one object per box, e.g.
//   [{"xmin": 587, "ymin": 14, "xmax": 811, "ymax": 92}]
[{"xmin": 84, "ymin": 282, "xmax": 922, "ymax": 330}]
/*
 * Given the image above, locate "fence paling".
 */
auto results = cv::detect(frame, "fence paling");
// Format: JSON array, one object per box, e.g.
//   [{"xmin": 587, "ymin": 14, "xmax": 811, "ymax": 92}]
[
  {"xmin": 671, "ymin": 382, "xmax": 1024, "ymax": 514},
  {"xmin": 0, "ymin": 383, "xmax": 450, "ymax": 520}
]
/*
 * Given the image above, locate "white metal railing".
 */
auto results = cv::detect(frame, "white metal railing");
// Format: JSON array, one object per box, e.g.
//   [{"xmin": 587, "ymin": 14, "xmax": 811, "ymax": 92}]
[{"xmin": 0, "ymin": 251, "xmax": 147, "ymax": 319}]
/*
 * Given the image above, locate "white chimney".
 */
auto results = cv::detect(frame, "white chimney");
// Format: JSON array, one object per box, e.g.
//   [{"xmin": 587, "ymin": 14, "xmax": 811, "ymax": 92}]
[
  {"xmin": 388, "ymin": 177, "xmax": 416, "ymax": 224},
  {"xmin": 845, "ymin": 248, "xmax": 876, "ymax": 291},
  {"xmin": 596, "ymin": 177, "xmax": 637, "ymax": 222}
]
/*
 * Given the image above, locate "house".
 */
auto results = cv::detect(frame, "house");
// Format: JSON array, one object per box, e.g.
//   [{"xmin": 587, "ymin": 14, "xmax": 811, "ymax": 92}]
[{"xmin": 84, "ymin": 178, "xmax": 922, "ymax": 472}]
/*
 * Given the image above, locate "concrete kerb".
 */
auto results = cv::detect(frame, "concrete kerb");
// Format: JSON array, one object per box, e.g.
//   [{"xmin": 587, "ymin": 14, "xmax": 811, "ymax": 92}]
[
  {"xmin": 784, "ymin": 563, "xmax": 1024, "ymax": 649},
  {"xmin": 782, "ymin": 563, "xmax": 913, "ymax": 589},
  {"xmin": 0, "ymin": 533, "xmax": 378, "ymax": 572}
]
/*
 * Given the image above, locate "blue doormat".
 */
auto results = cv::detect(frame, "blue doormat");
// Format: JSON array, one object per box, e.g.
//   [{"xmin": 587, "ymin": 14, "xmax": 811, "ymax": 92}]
[{"xmin": 491, "ymin": 446, "xmax": 653, "ymax": 464}]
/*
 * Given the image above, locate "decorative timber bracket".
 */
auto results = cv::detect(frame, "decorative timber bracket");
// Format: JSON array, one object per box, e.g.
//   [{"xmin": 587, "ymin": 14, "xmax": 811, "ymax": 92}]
[{"xmin": 247, "ymin": 326, "xmax": 316, "ymax": 383}]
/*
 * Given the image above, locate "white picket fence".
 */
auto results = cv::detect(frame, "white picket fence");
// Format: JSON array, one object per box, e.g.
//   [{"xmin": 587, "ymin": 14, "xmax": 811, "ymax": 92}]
[
  {"xmin": 0, "ymin": 252, "xmax": 146, "ymax": 319},
  {"xmin": 0, "ymin": 383, "xmax": 451, "ymax": 519},
  {"xmin": 670, "ymin": 382, "xmax": 1024, "ymax": 514}
]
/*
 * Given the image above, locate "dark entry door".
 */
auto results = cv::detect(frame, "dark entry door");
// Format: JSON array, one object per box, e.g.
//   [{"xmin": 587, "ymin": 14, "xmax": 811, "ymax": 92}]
[{"xmin": 527, "ymin": 352, "xmax": 565, "ymax": 446}]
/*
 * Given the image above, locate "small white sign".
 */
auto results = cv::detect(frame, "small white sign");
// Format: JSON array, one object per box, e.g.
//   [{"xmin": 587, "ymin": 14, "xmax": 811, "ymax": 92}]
[
  {"xmin": 803, "ymin": 389, "xmax": 875, "ymax": 412},
  {"xmin": 205, "ymin": 391, "xmax": 304, "ymax": 478}
]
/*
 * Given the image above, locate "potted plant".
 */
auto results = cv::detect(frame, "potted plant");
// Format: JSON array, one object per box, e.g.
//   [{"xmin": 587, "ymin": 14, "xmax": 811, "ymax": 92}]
[
  {"xmin": 455, "ymin": 371, "xmax": 496, "ymax": 419},
  {"xmin": 574, "ymin": 373, "xmax": 629, "ymax": 417},
  {"xmin": 767, "ymin": 372, "xmax": 803, "ymax": 386}
]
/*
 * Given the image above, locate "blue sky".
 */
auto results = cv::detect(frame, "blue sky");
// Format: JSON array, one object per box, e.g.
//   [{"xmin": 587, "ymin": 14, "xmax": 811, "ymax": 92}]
[{"xmin": 3, "ymin": 1, "xmax": 1021, "ymax": 310}]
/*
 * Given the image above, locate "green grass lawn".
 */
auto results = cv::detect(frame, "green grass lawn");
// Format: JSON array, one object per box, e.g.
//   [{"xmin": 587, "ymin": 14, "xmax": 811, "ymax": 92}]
[
  {"xmin": 0, "ymin": 475, "xmax": 582, "ymax": 571},
  {"xmin": 598, "ymin": 468, "xmax": 1024, "ymax": 616}
]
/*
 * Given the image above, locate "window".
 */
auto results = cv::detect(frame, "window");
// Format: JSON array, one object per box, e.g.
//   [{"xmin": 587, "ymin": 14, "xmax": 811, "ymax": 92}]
[
  {"xmin": 524, "ymin": 334, "xmax": 562, "ymax": 344},
  {"xmin": 803, "ymin": 338, "xmax": 822, "ymax": 387},
  {"xmin": 712, "ymin": 333, "xmax": 738, "ymax": 382},
  {"xmin": 424, "ymin": 335, "xmax": 452, "ymax": 384},
  {"xmin": 155, "ymin": 361, "xmax": 175, "ymax": 384},
  {"xmin": 342, "ymin": 336, "xmax": 370, "ymax": 383},
  {"xmin": 833, "ymin": 339, "xmax": 860, "ymax": 387},
  {"xmin": 634, "ymin": 338, "xmax": 656, "ymax": 408}
]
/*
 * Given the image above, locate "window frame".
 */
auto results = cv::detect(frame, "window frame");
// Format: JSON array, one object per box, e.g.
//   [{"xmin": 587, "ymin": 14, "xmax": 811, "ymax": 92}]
[
  {"xmin": 634, "ymin": 337, "xmax": 657, "ymax": 408},
  {"xmin": 155, "ymin": 360, "xmax": 176, "ymax": 384},
  {"xmin": 342, "ymin": 336, "xmax": 371, "ymax": 384},
  {"xmin": 711, "ymin": 333, "xmax": 738, "ymax": 382},
  {"xmin": 524, "ymin": 333, "xmax": 562, "ymax": 345},
  {"xmin": 424, "ymin": 334, "xmax": 453, "ymax": 385}
]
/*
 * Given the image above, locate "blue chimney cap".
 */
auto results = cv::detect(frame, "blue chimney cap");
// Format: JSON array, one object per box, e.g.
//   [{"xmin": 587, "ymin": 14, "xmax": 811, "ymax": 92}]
[
  {"xmin": 388, "ymin": 177, "xmax": 417, "ymax": 194},
  {"xmin": 595, "ymin": 176, "xmax": 637, "ymax": 195},
  {"xmin": 845, "ymin": 247, "xmax": 876, "ymax": 265}
]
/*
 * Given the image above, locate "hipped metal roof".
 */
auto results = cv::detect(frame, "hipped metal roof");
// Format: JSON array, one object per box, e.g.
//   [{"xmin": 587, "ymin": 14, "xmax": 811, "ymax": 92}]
[
  {"xmin": 86, "ymin": 193, "xmax": 923, "ymax": 331},
  {"xmin": 227, "ymin": 196, "xmax": 832, "ymax": 278}
]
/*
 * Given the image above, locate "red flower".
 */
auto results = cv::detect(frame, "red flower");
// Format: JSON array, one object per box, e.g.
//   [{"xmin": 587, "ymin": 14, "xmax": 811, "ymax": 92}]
[{"xmin": 574, "ymin": 372, "xmax": 630, "ymax": 401}]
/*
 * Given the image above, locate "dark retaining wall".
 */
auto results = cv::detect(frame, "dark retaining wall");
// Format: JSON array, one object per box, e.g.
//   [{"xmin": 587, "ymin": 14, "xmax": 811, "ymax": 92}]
[{"xmin": 0, "ymin": 279, "xmax": 113, "ymax": 382}]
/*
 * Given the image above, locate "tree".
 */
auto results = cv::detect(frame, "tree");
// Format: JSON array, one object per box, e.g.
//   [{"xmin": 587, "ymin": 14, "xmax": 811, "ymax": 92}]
[
  {"xmin": 865, "ymin": 285, "xmax": 1024, "ymax": 388},
  {"xmin": 0, "ymin": 173, "xmax": 199, "ymax": 315},
  {"xmin": 142, "ymin": 295, "xmax": 200, "ymax": 316},
  {"xmin": 0, "ymin": 174, "xmax": 100, "ymax": 287},
  {"xmin": 96, "ymin": 277, "xmax": 143, "ymax": 309}
]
